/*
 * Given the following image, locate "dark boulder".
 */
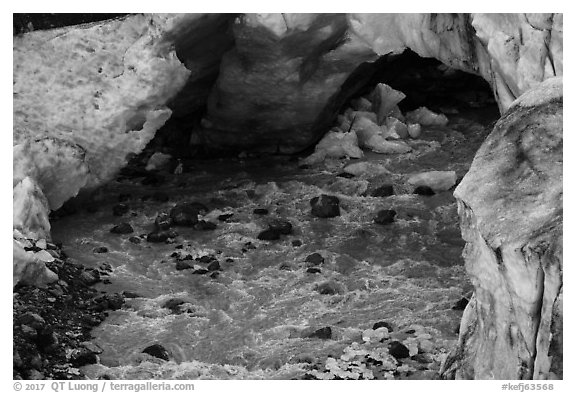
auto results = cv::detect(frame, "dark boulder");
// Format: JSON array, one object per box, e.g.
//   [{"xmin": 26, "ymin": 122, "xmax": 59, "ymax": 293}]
[
  {"xmin": 154, "ymin": 213, "xmax": 172, "ymax": 231},
  {"xmin": 147, "ymin": 231, "xmax": 169, "ymax": 243},
  {"xmin": 169, "ymin": 202, "xmax": 208, "ymax": 226},
  {"xmin": 307, "ymin": 327, "xmax": 332, "ymax": 340},
  {"xmin": 70, "ymin": 348, "xmax": 98, "ymax": 367},
  {"xmin": 195, "ymin": 220, "xmax": 217, "ymax": 231},
  {"xmin": 207, "ymin": 260, "xmax": 221, "ymax": 271},
  {"xmin": 413, "ymin": 186, "xmax": 435, "ymax": 196},
  {"xmin": 110, "ymin": 222, "xmax": 134, "ymax": 234},
  {"xmin": 142, "ymin": 344, "xmax": 169, "ymax": 361},
  {"xmin": 268, "ymin": 218, "xmax": 293, "ymax": 235},
  {"xmin": 128, "ymin": 236, "xmax": 142, "ymax": 244},
  {"xmin": 258, "ymin": 228, "xmax": 281, "ymax": 241},
  {"xmin": 371, "ymin": 184, "xmax": 394, "ymax": 197},
  {"xmin": 372, "ymin": 321, "xmax": 394, "ymax": 332},
  {"xmin": 175, "ymin": 260, "xmax": 193, "ymax": 270},
  {"xmin": 374, "ymin": 209, "xmax": 397, "ymax": 225},
  {"xmin": 305, "ymin": 253, "xmax": 325, "ymax": 265},
  {"xmin": 388, "ymin": 341, "xmax": 410, "ymax": 359},
  {"xmin": 310, "ymin": 194, "xmax": 340, "ymax": 218}
]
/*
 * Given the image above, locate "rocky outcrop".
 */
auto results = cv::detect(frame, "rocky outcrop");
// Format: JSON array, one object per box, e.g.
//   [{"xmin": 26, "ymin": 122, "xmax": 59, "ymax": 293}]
[{"xmin": 441, "ymin": 77, "xmax": 563, "ymax": 379}]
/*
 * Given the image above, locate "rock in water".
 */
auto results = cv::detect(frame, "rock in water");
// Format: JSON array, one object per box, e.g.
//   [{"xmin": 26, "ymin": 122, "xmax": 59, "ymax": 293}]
[
  {"xmin": 146, "ymin": 231, "xmax": 170, "ymax": 243},
  {"xmin": 268, "ymin": 219, "xmax": 293, "ymax": 235},
  {"xmin": 110, "ymin": 222, "xmax": 134, "ymax": 234},
  {"xmin": 170, "ymin": 202, "xmax": 208, "ymax": 226},
  {"xmin": 374, "ymin": 210, "xmax": 397, "ymax": 225},
  {"xmin": 371, "ymin": 184, "xmax": 394, "ymax": 197},
  {"xmin": 407, "ymin": 123, "xmax": 422, "ymax": 138},
  {"xmin": 142, "ymin": 344, "xmax": 170, "ymax": 361},
  {"xmin": 441, "ymin": 77, "xmax": 563, "ymax": 380},
  {"xmin": 154, "ymin": 213, "xmax": 172, "ymax": 231},
  {"xmin": 388, "ymin": 341, "xmax": 410, "ymax": 359},
  {"xmin": 372, "ymin": 321, "xmax": 394, "ymax": 332},
  {"xmin": 413, "ymin": 185, "xmax": 435, "ymax": 196},
  {"xmin": 305, "ymin": 253, "xmax": 325, "ymax": 266},
  {"xmin": 307, "ymin": 327, "xmax": 332, "ymax": 340},
  {"xmin": 310, "ymin": 195, "xmax": 340, "ymax": 218},
  {"xmin": 257, "ymin": 228, "xmax": 281, "ymax": 241}
]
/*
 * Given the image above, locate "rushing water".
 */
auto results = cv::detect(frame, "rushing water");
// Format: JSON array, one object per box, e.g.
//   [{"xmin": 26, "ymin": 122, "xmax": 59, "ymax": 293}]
[{"xmin": 51, "ymin": 111, "xmax": 495, "ymax": 379}]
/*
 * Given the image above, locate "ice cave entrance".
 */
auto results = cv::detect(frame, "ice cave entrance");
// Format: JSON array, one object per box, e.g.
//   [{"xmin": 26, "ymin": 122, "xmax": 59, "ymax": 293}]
[{"xmin": 48, "ymin": 46, "xmax": 501, "ymax": 379}]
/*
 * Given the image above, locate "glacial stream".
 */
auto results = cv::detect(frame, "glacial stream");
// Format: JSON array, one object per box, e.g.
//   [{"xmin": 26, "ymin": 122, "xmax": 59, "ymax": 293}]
[{"xmin": 51, "ymin": 108, "xmax": 496, "ymax": 380}]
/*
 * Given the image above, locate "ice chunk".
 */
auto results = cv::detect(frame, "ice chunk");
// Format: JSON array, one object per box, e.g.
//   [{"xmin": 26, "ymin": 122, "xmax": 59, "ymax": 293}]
[
  {"xmin": 388, "ymin": 105, "xmax": 405, "ymax": 121},
  {"xmin": 145, "ymin": 152, "xmax": 172, "ymax": 171},
  {"xmin": 371, "ymin": 83, "xmax": 406, "ymax": 125},
  {"xmin": 14, "ymin": 239, "xmax": 58, "ymax": 288},
  {"xmin": 405, "ymin": 107, "xmax": 449, "ymax": 126},
  {"xmin": 407, "ymin": 170, "xmax": 457, "ymax": 192},
  {"xmin": 385, "ymin": 117, "xmax": 409, "ymax": 139},
  {"xmin": 407, "ymin": 123, "xmax": 422, "ymax": 139},
  {"xmin": 364, "ymin": 134, "xmax": 412, "ymax": 154},
  {"xmin": 302, "ymin": 130, "xmax": 363, "ymax": 164},
  {"xmin": 352, "ymin": 116, "xmax": 383, "ymax": 145},
  {"xmin": 13, "ymin": 177, "xmax": 51, "ymax": 241},
  {"xmin": 349, "ymin": 110, "xmax": 378, "ymax": 124}
]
